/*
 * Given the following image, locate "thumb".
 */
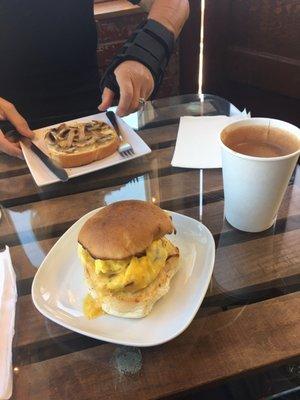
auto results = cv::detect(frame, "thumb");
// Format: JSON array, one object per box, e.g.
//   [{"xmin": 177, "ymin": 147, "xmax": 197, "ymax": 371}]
[
  {"xmin": 0, "ymin": 130, "xmax": 23, "ymax": 158},
  {"xmin": 3, "ymin": 103, "xmax": 34, "ymax": 139},
  {"xmin": 15, "ymin": 119, "xmax": 33, "ymax": 139},
  {"xmin": 98, "ymin": 87, "xmax": 115, "ymax": 112}
]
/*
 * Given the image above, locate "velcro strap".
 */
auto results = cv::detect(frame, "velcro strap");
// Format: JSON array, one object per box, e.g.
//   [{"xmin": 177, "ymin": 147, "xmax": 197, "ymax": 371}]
[
  {"xmin": 145, "ymin": 19, "xmax": 174, "ymax": 56},
  {"xmin": 121, "ymin": 45, "xmax": 165, "ymax": 75},
  {"xmin": 128, "ymin": 30, "xmax": 166, "ymax": 62}
]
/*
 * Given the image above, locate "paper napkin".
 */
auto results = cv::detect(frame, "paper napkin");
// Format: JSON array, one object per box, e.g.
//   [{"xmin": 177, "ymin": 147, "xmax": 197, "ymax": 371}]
[
  {"xmin": 171, "ymin": 114, "xmax": 250, "ymax": 169},
  {"xmin": 0, "ymin": 247, "xmax": 17, "ymax": 400}
]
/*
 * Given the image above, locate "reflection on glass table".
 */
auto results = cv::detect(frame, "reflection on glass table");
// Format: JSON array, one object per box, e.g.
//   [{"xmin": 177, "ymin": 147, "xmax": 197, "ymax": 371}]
[{"xmin": 111, "ymin": 93, "xmax": 242, "ymax": 130}]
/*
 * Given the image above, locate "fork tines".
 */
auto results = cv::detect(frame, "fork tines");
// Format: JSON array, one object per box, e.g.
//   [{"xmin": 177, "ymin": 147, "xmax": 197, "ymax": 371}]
[{"xmin": 118, "ymin": 142, "xmax": 135, "ymax": 157}]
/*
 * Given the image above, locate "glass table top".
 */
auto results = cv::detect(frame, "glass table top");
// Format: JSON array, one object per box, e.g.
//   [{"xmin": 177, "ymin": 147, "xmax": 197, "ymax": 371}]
[{"xmin": 0, "ymin": 94, "xmax": 299, "ymax": 400}]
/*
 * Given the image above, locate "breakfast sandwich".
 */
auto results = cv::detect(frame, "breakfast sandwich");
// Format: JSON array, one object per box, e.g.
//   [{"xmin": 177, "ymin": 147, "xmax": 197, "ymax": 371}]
[
  {"xmin": 45, "ymin": 120, "xmax": 119, "ymax": 168},
  {"xmin": 78, "ymin": 200, "xmax": 180, "ymax": 319}
]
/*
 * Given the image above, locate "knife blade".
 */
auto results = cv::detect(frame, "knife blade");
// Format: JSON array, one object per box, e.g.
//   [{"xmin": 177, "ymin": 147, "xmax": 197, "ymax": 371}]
[{"xmin": 25, "ymin": 140, "xmax": 69, "ymax": 182}]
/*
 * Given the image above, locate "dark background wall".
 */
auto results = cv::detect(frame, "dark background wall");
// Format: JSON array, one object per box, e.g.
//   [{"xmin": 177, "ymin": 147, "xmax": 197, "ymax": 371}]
[{"xmin": 203, "ymin": 0, "xmax": 300, "ymax": 126}]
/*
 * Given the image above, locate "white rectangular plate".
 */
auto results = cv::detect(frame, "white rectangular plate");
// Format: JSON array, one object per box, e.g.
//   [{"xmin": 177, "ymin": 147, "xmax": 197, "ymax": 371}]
[
  {"xmin": 20, "ymin": 113, "xmax": 151, "ymax": 187},
  {"xmin": 32, "ymin": 209, "xmax": 215, "ymax": 347}
]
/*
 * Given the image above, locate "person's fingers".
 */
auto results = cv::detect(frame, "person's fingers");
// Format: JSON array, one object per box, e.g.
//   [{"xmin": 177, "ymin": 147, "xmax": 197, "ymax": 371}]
[
  {"xmin": 129, "ymin": 80, "xmax": 144, "ymax": 113},
  {"xmin": 130, "ymin": 82, "xmax": 152, "ymax": 114},
  {"xmin": 1, "ymin": 102, "xmax": 33, "ymax": 139},
  {"xmin": 0, "ymin": 109, "xmax": 5, "ymax": 120},
  {"xmin": 0, "ymin": 130, "xmax": 23, "ymax": 158},
  {"xmin": 144, "ymin": 85, "xmax": 153, "ymax": 101},
  {"xmin": 98, "ymin": 87, "xmax": 115, "ymax": 112},
  {"xmin": 141, "ymin": 76, "xmax": 154, "ymax": 101},
  {"xmin": 115, "ymin": 76, "xmax": 134, "ymax": 117}
]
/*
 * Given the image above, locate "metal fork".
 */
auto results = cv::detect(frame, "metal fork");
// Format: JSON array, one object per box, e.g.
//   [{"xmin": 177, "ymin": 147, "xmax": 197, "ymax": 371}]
[{"xmin": 106, "ymin": 111, "xmax": 135, "ymax": 157}]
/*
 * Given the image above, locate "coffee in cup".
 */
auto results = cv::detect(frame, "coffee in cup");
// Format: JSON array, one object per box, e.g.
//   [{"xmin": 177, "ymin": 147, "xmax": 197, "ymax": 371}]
[{"xmin": 220, "ymin": 118, "xmax": 300, "ymax": 232}]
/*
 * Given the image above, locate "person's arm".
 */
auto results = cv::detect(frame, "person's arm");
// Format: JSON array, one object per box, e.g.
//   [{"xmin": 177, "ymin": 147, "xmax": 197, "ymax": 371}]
[
  {"xmin": 99, "ymin": 0, "xmax": 189, "ymax": 117},
  {"xmin": 142, "ymin": 0, "xmax": 189, "ymax": 38},
  {"xmin": 0, "ymin": 97, "xmax": 33, "ymax": 158}
]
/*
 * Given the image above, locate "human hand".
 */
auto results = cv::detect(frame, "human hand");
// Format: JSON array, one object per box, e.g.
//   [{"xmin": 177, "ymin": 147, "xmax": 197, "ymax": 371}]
[
  {"xmin": 99, "ymin": 60, "xmax": 154, "ymax": 117},
  {"xmin": 0, "ymin": 97, "xmax": 33, "ymax": 158}
]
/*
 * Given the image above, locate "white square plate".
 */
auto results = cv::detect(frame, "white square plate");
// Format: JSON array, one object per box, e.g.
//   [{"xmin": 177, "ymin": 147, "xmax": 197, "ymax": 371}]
[
  {"xmin": 32, "ymin": 209, "xmax": 215, "ymax": 347},
  {"xmin": 20, "ymin": 113, "xmax": 151, "ymax": 187}
]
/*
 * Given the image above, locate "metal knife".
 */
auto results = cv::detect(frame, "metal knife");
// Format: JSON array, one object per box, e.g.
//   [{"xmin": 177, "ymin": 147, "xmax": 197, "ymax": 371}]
[
  {"xmin": 5, "ymin": 128, "xmax": 69, "ymax": 182},
  {"xmin": 25, "ymin": 140, "xmax": 69, "ymax": 182},
  {"xmin": 106, "ymin": 111, "xmax": 123, "ymax": 141}
]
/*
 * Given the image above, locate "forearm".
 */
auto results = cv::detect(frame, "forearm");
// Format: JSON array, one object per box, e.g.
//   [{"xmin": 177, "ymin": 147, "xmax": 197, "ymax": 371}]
[
  {"xmin": 131, "ymin": 0, "xmax": 189, "ymax": 38},
  {"xmin": 148, "ymin": 0, "xmax": 190, "ymax": 38}
]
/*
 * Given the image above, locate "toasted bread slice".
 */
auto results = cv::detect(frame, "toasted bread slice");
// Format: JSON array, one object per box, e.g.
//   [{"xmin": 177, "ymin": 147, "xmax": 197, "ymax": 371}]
[
  {"xmin": 47, "ymin": 135, "xmax": 119, "ymax": 168},
  {"xmin": 45, "ymin": 121, "xmax": 119, "ymax": 168}
]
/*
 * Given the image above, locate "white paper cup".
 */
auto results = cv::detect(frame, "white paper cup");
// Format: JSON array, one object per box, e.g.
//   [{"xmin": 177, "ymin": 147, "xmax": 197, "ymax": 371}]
[{"xmin": 220, "ymin": 118, "xmax": 300, "ymax": 232}]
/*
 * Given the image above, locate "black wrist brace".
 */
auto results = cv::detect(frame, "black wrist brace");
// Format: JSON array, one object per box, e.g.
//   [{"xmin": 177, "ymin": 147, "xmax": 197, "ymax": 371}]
[{"xmin": 100, "ymin": 19, "xmax": 175, "ymax": 98}]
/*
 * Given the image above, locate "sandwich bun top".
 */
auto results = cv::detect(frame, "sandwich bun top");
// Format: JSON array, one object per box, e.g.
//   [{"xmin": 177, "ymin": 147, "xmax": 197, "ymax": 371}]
[{"xmin": 78, "ymin": 200, "xmax": 174, "ymax": 260}]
